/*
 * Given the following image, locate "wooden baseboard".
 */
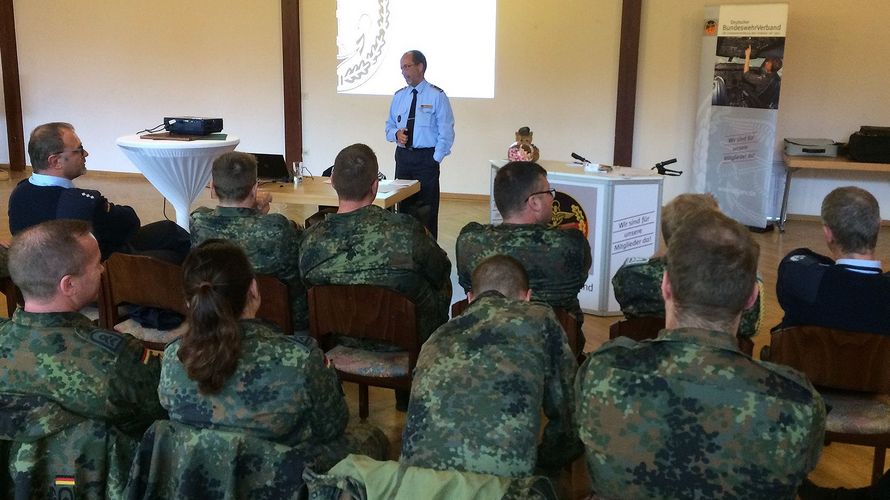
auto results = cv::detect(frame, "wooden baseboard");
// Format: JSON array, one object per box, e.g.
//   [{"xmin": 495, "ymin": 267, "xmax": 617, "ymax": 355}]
[
  {"xmin": 441, "ymin": 192, "xmax": 488, "ymax": 202},
  {"xmin": 82, "ymin": 170, "xmax": 144, "ymax": 179},
  {"xmin": 785, "ymin": 213, "xmax": 890, "ymax": 226}
]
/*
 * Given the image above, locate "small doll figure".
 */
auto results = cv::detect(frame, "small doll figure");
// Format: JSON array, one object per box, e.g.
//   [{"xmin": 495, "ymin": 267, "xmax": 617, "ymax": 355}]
[{"xmin": 507, "ymin": 126, "xmax": 540, "ymax": 162}]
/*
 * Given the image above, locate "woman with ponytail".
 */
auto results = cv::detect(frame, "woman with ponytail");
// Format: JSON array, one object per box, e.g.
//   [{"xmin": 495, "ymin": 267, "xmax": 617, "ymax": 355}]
[{"xmin": 158, "ymin": 240, "xmax": 387, "ymax": 469}]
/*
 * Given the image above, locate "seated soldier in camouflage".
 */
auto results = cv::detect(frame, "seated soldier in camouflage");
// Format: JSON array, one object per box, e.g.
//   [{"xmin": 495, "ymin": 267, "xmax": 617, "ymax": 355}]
[
  {"xmin": 160, "ymin": 240, "xmax": 387, "ymax": 471},
  {"xmin": 577, "ymin": 210, "xmax": 826, "ymax": 499},
  {"xmin": 299, "ymin": 143, "xmax": 452, "ymax": 344},
  {"xmin": 190, "ymin": 151, "xmax": 307, "ymax": 332},
  {"xmin": 0, "ymin": 220, "xmax": 167, "ymax": 438},
  {"xmin": 401, "ymin": 255, "xmax": 581, "ymax": 478},
  {"xmin": 456, "ymin": 161, "xmax": 590, "ymax": 347},
  {"xmin": 612, "ymin": 193, "xmax": 763, "ymax": 339}
]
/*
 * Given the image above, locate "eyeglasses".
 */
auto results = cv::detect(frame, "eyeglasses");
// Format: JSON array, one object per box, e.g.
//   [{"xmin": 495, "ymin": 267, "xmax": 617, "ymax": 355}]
[
  {"xmin": 401, "ymin": 63, "xmax": 417, "ymax": 70},
  {"xmin": 526, "ymin": 188, "xmax": 556, "ymax": 201},
  {"xmin": 50, "ymin": 145, "xmax": 86, "ymax": 157}
]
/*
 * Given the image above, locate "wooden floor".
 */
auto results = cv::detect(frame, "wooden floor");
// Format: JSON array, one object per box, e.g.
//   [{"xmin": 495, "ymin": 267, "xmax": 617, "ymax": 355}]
[{"xmin": 0, "ymin": 168, "xmax": 885, "ymax": 496}]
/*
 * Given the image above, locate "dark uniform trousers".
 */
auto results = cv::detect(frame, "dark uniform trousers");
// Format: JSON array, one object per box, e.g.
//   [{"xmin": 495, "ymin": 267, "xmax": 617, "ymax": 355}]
[{"xmin": 395, "ymin": 147, "xmax": 440, "ymax": 239}]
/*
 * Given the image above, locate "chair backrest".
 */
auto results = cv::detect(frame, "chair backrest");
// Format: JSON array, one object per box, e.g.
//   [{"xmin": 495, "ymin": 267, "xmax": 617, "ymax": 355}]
[
  {"xmin": 308, "ymin": 284, "xmax": 419, "ymax": 355},
  {"xmin": 99, "ymin": 253, "xmax": 187, "ymax": 330},
  {"xmin": 608, "ymin": 316, "xmax": 666, "ymax": 342},
  {"xmin": 0, "ymin": 277, "xmax": 23, "ymax": 318},
  {"xmin": 255, "ymin": 274, "xmax": 293, "ymax": 334},
  {"xmin": 770, "ymin": 326, "xmax": 890, "ymax": 394},
  {"xmin": 451, "ymin": 298, "xmax": 583, "ymax": 359}
]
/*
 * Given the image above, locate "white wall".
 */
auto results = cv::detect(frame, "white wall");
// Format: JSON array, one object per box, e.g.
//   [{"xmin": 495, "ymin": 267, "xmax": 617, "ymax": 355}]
[
  {"xmin": 9, "ymin": 0, "xmax": 890, "ymax": 217},
  {"xmin": 299, "ymin": 0, "xmax": 622, "ymax": 188},
  {"xmin": 635, "ymin": 0, "xmax": 890, "ymax": 217},
  {"xmin": 15, "ymin": 0, "xmax": 284, "ymax": 173}
]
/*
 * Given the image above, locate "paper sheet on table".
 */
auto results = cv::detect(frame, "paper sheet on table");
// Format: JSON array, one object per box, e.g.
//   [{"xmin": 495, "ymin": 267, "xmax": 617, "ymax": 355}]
[{"xmin": 376, "ymin": 179, "xmax": 414, "ymax": 193}]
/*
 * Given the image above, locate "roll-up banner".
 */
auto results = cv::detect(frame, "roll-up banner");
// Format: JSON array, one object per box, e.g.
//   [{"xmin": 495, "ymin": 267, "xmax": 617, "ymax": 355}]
[{"xmin": 693, "ymin": 4, "xmax": 788, "ymax": 228}]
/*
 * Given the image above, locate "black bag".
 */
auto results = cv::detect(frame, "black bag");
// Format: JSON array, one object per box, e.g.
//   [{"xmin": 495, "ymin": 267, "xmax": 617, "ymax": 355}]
[{"xmin": 848, "ymin": 126, "xmax": 890, "ymax": 163}]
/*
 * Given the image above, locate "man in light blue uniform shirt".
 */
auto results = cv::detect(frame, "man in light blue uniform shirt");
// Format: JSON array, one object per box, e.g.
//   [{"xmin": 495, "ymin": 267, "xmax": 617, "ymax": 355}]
[{"xmin": 385, "ymin": 50, "xmax": 455, "ymax": 239}]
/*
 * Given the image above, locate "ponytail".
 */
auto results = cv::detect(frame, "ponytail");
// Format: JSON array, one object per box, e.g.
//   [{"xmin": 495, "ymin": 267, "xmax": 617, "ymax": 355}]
[{"xmin": 178, "ymin": 240, "xmax": 254, "ymax": 394}]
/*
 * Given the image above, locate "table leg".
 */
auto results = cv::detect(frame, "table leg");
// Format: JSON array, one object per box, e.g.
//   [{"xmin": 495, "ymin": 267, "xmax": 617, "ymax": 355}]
[
  {"xmin": 173, "ymin": 201, "xmax": 191, "ymax": 232},
  {"xmin": 779, "ymin": 166, "xmax": 797, "ymax": 232}
]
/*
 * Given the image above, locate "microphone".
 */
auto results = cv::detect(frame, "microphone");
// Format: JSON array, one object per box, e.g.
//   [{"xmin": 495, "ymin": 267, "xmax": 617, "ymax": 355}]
[
  {"xmin": 571, "ymin": 152, "xmax": 591, "ymax": 164},
  {"xmin": 652, "ymin": 158, "xmax": 682, "ymax": 176}
]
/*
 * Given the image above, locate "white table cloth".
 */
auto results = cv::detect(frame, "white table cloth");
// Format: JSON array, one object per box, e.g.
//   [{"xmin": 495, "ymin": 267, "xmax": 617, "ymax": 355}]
[{"xmin": 116, "ymin": 134, "xmax": 239, "ymax": 231}]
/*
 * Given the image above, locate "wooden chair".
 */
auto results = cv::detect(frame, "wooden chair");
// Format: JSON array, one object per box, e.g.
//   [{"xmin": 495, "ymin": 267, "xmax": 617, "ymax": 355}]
[
  {"xmin": 451, "ymin": 297, "xmax": 584, "ymax": 361},
  {"xmin": 608, "ymin": 316, "xmax": 755, "ymax": 356},
  {"xmin": 308, "ymin": 284, "xmax": 418, "ymax": 420},
  {"xmin": 608, "ymin": 316, "xmax": 665, "ymax": 342},
  {"xmin": 769, "ymin": 325, "xmax": 890, "ymax": 485},
  {"xmin": 255, "ymin": 274, "xmax": 293, "ymax": 334},
  {"xmin": 99, "ymin": 253, "xmax": 188, "ymax": 350},
  {"xmin": 0, "ymin": 276, "xmax": 23, "ymax": 318},
  {"xmin": 101, "ymin": 253, "xmax": 294, "ymax": 347}
]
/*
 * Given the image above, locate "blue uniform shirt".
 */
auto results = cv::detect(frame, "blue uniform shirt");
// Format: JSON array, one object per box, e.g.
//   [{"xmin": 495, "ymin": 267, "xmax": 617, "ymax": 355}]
[{"xmin": 385, "ymin": 79, "xmax": 455, "ymax": 163}]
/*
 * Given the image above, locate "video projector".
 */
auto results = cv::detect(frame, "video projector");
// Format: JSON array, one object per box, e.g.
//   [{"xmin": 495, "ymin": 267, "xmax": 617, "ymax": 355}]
[{"xmin": 164, "ymin": 116, "xmax": 223, "ymax": 136}]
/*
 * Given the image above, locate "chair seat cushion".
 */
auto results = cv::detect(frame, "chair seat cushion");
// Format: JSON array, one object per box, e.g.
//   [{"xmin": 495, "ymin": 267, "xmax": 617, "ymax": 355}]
[
  {"xmin": 327, "ymin": 345, "xmax": 409, "ymax": 378},
  {"xmin": 115, "ymin": 319, "xmax": 188, "ymax": 345},
  {"xmin": 822, "ymin": 391, "xmax": 890, "ymax": 435}
]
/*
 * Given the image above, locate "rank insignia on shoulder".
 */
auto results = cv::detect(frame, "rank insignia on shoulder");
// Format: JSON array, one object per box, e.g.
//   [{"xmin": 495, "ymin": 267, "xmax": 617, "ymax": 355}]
[
  {"xmin": 430, "ymin": 84, "xmax": 444, "ymax": 92},
  {"xmin": 789, "ymin": 254, "xmax": 806, "ymax": 262}
]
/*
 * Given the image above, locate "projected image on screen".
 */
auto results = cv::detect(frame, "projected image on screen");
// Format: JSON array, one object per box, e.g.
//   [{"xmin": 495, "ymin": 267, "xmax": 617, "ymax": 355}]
[{"xmin": 336, "ymin": 0, "xmax": 496, "ymax": 98}]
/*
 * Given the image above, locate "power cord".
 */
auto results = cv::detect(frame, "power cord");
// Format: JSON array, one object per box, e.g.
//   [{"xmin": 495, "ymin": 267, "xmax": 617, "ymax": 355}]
[{"xmin": 137, "ymin": 122, "xmax": 168, "ymax": 134}]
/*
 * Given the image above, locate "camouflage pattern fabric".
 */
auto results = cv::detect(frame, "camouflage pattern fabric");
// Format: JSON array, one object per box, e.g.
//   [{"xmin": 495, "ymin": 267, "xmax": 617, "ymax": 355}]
[
  {"xmin": 160, "ymin": 319, "xmax": 387, "ymax": 470},
  {"xmin": 576, "ymin": 327, "xmax": 826, "ymax": 499},
  {"xmin": 124, "ymin": 419, "xmax": 306, "ymax": 500},
  {"xmin": 190, "ymin": 206, "xmax": 308, "ymax": 331},
  {"xmin": 455, "ymin": 222, "xmax": 591, "ymax": 323},
  {"xmin": 401, "ymin": 291, "xmax": 582, "ymax": 477},
  {"xmin": 612, "ymin": 256, "xmax": 764, "ymax": 338},
  {"xmin": 303, "ymin": 454, "xmax": 558, "ymax": 500},
  {"xmin": 0, "ymin": 309, "xmax": 166, "ymax": 438},
  {"xmin": 1, "ymin": 401, "xmax": 139, "ymax": 500},
  {"xmin": 299, "ymin": 205, "xmax": 451, "ymax": 343}
]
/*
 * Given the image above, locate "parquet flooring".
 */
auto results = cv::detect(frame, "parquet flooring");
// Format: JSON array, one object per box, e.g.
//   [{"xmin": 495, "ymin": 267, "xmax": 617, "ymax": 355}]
[{"xmin": 0, "ymin": 168, "xmax": 885, "ymax": 497}]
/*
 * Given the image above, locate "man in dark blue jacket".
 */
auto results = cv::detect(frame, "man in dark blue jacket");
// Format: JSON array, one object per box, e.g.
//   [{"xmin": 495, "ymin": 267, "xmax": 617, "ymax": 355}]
[
  {"xmin": 776, "ymin": 186, "xmax": 890, "ymax": 335},
  {"xmin": 10, "ymin": 122, "xmax": 188, "ymax": 262}
]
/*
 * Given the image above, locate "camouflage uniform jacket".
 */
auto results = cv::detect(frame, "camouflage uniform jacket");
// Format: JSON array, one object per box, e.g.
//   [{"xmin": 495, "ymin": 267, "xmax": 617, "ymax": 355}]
[
  {"xmin": 456, "ymin": 222, "xmax": 591, "ymax": 321},
  {"xmin": 125, "ymin": 420, "xmax": 307, "ymax": 500},
  {"xmin": 401, "ymin": 291, "xmax": 582, "ymax": 477},
  {"xmin": 299, "ymin": 205, "xmax": 452, "ymax": 343},
  {"xmin": 612, "ymin": 256, "xmax": 763, "ymax": 338},
  {"xmin": 190, "ymin": 206, "xmax": 307, "ymax": 331},
  {"xmin": 160, "ymin": 319, "xmax": 353, "ymax": 466},
  {"xmin": 0, "ymin": 309, "xmax": 166, "ymax": 438},
  {"xmin": 575, "ymin": 327, "xmax": 826, "ymax": 499}
]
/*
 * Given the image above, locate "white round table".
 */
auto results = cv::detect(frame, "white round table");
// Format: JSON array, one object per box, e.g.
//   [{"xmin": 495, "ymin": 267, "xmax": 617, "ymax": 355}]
[{"xmin": 117, "ymin": 134, "xmax": 239, "ymax": 231}]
